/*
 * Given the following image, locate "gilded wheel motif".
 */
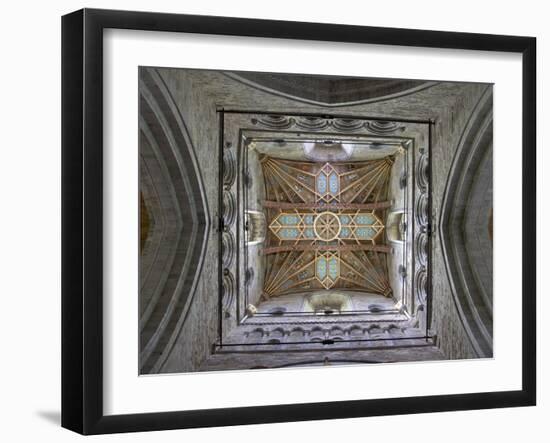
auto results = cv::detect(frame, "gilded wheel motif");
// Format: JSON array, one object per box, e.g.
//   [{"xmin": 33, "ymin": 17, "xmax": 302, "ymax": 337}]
[{"xmin": 314, "ymin": 212, "xmax": 342, "ymax": 241}]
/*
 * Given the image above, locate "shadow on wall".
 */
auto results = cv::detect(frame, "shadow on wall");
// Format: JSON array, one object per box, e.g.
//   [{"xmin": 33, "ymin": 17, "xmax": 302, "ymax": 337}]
[{"xmin": 35, "ymin": 410, "xmax": 60, "ymax": 426}]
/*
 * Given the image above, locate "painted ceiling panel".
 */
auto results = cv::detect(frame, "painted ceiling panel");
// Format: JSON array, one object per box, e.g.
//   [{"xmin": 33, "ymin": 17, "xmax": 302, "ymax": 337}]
[{"xmin": 261, "ymin": 156, "xmax": 393, "ymax": 297}]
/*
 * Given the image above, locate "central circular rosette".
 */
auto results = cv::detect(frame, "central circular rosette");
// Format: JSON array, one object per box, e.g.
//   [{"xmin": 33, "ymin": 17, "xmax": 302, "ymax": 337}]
[{"xmin": 313, "ymin": 211, "xmax": 342, "ymax": 241}]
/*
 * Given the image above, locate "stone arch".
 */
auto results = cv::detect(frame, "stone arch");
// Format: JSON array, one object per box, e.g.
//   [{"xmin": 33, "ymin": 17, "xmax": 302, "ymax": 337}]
[
  {"xmin": 439, "ymin": 88, "xmax": 493, "ymax": 358},
  {"xmin": 138, "ymin": 68, "xmax": 210, "ymax": 374}
]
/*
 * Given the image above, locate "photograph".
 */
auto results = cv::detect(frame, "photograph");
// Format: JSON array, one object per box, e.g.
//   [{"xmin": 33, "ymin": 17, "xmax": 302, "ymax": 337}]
[{"xmin": 138, "ymin": 67, "xmax": 493, "ymax": 374}]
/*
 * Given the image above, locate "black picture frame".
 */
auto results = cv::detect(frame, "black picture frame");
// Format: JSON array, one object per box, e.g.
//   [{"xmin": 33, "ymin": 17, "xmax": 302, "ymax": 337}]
[{"xmin": 61, "ymin": 8, "xmax": 537, "ymax": 435}]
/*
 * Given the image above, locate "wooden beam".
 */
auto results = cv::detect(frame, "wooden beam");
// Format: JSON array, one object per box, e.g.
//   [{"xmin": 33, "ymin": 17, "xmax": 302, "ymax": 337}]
[
  {"xmin": 262, "ymin": 200, "xmax": 392, "ymax": 210},
  {"xmin": 262, "ymin": 244, "xmax": 391, "ymax": 255}
]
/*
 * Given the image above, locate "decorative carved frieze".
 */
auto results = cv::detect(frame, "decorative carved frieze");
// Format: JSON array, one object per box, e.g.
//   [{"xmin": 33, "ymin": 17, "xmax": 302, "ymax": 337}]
[
  {"xmin": 417, "ymin": 153, "xmax": 429, "ymax": 192},
  {"xmin": 415, "ymin": 193, "xmax": 429, "ymax": 227},
  {"xmin": 222, "ymin": 190, "xmax": 236, "ymax": 228},
  {"xmin": 223, "ymin": 148, "xmax": 236, "ymax": 187},
  {"xmin": 251, "ymin": 115, "xmax": 407, "ymax": 135},
  {"xmin": 364, "ymin": 120, "xmax": 406, "ymax": 135},
  {"xmin": 222, "ymin": 269, "xmax": 235, "ymax": 317},
  {"xmin": 332, "ymin": 118, "xmax": 365, "ymax": 131},
  {"xmin": 415, "ymin": 269, "xmax": 428, "ymax": 304},
  {"xmin": 415, "ymin": 232, "xmax": 428, "ymax": 267},
  {"xmin": 295, "ymin": 116, "xmax": 331, "ymax": 130},
  {"xmin": 239, "ymin": 322, "xmax": 424, "ymax": 342},
  {"xmin": 251, "ymin": 115, "xmax": 295, "ymax": 129},
  {"xmin": 413, "ymin": 147, "xmax": 430, "ymax": 312},
  {"xmin": 222, "ymin": 231, "xmax": 235, "ymax": 268}
]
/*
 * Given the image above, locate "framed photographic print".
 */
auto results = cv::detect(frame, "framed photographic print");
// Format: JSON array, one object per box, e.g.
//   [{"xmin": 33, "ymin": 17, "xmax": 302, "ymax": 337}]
[{"xmin": 61, "ymin": 8, "xmax": 536, "ymax": 435}]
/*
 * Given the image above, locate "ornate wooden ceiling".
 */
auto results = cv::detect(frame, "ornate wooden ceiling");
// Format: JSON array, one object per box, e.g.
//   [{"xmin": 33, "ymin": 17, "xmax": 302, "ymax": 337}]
[
  {"xmin": 219, "ymin": 110, "xmax": 430, "ymax": 353},
  {"xmin": 261, "ymin": 156, "xmax": 393, "ymax": 298}
]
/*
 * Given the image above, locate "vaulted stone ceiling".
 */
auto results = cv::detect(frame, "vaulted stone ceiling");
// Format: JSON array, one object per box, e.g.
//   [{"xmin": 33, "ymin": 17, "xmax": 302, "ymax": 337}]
[{"xmin": 260, "ymin": 156, "xmax": 393, "ymax": 298}]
